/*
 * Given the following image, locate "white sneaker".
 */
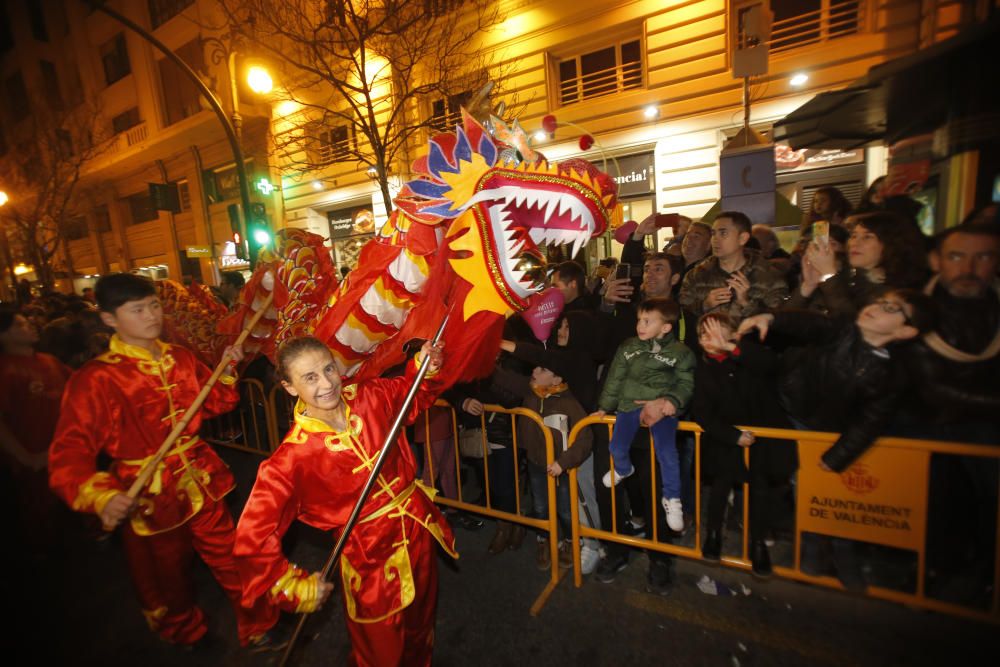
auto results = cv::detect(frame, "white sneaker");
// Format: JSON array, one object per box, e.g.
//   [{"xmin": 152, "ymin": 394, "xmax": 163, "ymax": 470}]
[
  {"xmin": 580, "ymin": 545, "xmax": 601, "ymax": 575},
  {"xmin": 601, "ymin": 464, "xmax": 635, "ymax": 488},
  {"xmin": 662, "ymin": 497, "xmax": 684, "ymax": 532}
]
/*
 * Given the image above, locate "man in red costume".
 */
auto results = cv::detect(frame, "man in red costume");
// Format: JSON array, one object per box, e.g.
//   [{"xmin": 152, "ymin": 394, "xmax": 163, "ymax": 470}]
[
  {"xmin": 48, "ymin": 273, "xmax": 279, "ymax": 648},
  {"xmin": 234, "ymin": 335, "xmax": 456, "ymax": 667}
]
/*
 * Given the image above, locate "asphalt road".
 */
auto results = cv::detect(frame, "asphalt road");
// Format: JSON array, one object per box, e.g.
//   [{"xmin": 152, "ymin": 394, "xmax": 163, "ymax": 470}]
[{"xmin": 7, "ymin": 446, "xmax": 998, "ymax": 666}]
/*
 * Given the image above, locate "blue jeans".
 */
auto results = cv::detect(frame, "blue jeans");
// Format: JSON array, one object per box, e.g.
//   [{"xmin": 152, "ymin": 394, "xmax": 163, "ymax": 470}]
[
  {"xmin": 609, "ymin": 409, "xmax": 680, "ymax": 499},
  {"xmin": 528, "ymin": 460, "xmax": 571, "ymax": 539}
]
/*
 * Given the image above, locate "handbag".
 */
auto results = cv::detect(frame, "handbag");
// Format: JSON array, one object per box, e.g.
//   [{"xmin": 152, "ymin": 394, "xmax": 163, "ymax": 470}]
[{"xmin": 458, "ymin": 426, "xmax": 490, "ymax": 459}]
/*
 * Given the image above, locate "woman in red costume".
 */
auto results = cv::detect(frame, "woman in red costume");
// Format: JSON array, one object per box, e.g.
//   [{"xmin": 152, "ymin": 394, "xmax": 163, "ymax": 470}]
[
  {"xmin": 234, "ymin": 336, "xmax": 456, "ymax": 667},
  {"xmin": 48, "ymin": 273, "xmax": 279, "ymax": 648}
]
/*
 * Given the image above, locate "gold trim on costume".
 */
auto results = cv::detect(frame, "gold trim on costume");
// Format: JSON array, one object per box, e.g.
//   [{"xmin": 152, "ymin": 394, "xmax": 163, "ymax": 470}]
[
  {"xmin": 270, "ymin": 564, "xmax": 321, "ymax": 613},
  {"xmin": 142, "ymin": 606, "xmax": 168, "ymax": 631},
  {"xmin": 73, "ymin": 472, "xmax": 123, "ymax": 514}
]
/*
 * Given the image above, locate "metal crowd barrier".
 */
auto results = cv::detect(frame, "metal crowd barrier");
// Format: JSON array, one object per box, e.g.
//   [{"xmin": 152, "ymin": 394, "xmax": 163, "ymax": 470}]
[
  {"xmin": 417, "ymin": 400, "xmax": 563, "ymax": 615},
  {"xmin": 208, "ymin": 381, "xmax": 1000, "ymax": 623},
  {"xmin": 201, "ymin": 378, "xmax": 275, "ymax": 455},
  {"xmin": 567, "ymin": 416, "xmax": 1000, "ymax": 624}
]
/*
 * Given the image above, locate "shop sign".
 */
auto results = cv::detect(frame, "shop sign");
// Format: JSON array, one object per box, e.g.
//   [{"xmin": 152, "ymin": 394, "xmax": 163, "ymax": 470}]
[
  {"xmin": 328, "ymin": 207, "xmax": 376, "ymax": 239},
  {"xmin": 612, "ymin": 153, "xmax": 655, "ymax": 198},
  {"xmin": 185, "ymin": 245, "xmax": 211, "ymax": 258},
  {"xmin": 775, "ymin": 142, "xmax": 864, "ymax": 173}
]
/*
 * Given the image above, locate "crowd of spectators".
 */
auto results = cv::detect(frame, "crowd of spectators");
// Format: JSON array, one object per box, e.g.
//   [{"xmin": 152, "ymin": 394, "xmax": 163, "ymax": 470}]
[
  {"xmin": 429, "ymin": 188, "xmax": 999, "ymax": 599},
  {"xmin": 2, "ymin": 183, "xmax": 998, "ymax": 605}
]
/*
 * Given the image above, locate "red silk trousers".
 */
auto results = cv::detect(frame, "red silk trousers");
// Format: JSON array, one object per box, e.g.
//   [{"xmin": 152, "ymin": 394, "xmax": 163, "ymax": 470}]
[
  {"xmin": 121, "ymin": 496, "xmax": 279, "ymax": 645},
  {"xmin": 344, "ymin": 525, "xmax": 440, "ymax": 667}
]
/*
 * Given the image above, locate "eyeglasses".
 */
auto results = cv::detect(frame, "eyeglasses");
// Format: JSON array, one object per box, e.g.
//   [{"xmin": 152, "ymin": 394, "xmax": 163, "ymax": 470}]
[{"xmin": 874, "ymin": 298, "xmax": 912, "ymax": 324}]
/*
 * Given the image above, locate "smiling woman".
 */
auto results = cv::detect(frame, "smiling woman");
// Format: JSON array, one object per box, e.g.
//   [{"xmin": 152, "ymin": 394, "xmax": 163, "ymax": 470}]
[{"xmin": 234, "ymin": 334, "xmax": 455, "ymax": 666}]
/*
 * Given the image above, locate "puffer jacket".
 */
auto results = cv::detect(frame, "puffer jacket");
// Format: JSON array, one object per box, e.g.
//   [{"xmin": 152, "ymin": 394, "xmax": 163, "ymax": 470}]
[
  {"xmin": 598, "ymin": 331, "xmax": 695, "ymax": 414},
  {"xmin": 774, "ymin": 311, "xmax": 902, "ymax": 472}
]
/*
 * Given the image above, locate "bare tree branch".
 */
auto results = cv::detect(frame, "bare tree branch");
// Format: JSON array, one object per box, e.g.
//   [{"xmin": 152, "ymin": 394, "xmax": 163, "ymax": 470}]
[
  {"xmin": 0, "ymin": 96, "xmax": 111, "ymax": 288},
  {"xmin": 216, "ymin": 0, "xmax": 517, "ymax": 213}
]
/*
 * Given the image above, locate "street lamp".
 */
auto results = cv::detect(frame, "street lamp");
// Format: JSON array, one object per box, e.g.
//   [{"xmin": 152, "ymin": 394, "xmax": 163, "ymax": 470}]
[{"xmin": 247, "ymin": 66, "xmax": 273, "ymax": 95}]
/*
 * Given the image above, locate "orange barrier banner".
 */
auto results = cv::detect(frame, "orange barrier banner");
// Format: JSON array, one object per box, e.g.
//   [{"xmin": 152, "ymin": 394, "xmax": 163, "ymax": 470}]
[{"xmin": 796, "ymin": 441, "xmax": 930, "ymax": 551}]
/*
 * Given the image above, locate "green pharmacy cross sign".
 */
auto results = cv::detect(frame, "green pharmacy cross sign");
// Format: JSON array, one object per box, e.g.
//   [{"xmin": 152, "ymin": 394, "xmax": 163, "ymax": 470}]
[{"xmin": 255, "ymin": 177, "xmax": 275, "ymax": 196}]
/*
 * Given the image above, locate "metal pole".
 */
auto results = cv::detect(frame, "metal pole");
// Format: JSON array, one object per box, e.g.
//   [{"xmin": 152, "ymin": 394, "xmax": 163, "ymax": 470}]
[
  {"xmin": 228, "ymin": 50, "xmax": 243, "ymax": 142},
  {"xmin": 86, "ymin": 1, "xmax": 254, "ymax": 267},
  {"xmin": 279, "ymin": 313, "xmax": 451, "ymax": 667}
]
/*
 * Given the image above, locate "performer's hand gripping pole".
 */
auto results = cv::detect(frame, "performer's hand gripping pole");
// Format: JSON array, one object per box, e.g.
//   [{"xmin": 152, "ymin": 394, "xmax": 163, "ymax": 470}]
[
  {"xmin": 101, "ymin": 290, "xmax": 276, "ymax": 531},
  {"xmin": 279, "ymin": 312, "xmax": 450, "ymax": 667}
]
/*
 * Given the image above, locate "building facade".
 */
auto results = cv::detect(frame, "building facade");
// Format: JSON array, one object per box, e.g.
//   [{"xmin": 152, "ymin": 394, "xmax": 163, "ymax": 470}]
[{"xmin": 0, "ymin": 0, "xmax": 992, "ymax": 295}]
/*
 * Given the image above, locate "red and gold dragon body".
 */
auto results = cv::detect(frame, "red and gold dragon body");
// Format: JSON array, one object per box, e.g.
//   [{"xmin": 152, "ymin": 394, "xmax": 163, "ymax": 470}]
[{"xmin": 162, "ymin": 112, "xmax": 618, "ymax": 386}]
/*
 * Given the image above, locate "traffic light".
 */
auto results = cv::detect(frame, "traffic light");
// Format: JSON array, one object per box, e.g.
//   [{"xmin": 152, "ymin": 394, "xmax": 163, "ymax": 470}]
[
  {"xmin": 246, "ymin": 202, "xmax": 272, "ymax": 268},
  {"xmin": 226, "ymin": 203, "xmax": 248, "ymax": 260}
]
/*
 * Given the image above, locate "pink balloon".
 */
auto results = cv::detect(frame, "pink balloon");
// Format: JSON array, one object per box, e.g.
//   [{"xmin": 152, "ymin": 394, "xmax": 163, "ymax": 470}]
[
  {"xmin": 523, "ymin": 287, "xmax": 565, "ymax": 341},
  {"xmin": 614, "ymin": 220, "xmax": 637, "ymax": 245}
]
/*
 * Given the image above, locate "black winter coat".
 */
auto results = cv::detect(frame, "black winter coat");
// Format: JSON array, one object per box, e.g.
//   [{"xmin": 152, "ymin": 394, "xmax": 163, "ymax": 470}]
[
  {"xmin": 897, "ymin": 284, "xmax": 1000, "ymax": 425},
  {"xmin": 774, "ymin": 311, "xmax": 902, "ymax": 472},
  {"xmin": 692, "ymin": 340, "xmax": 797, "ymax": 482}
]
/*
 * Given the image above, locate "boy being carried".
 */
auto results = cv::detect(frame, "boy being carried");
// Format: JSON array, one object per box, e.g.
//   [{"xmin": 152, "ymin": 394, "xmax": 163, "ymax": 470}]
[{"xmin": 594, "ymin": 298, "xmax": 695, "ymax": 531}]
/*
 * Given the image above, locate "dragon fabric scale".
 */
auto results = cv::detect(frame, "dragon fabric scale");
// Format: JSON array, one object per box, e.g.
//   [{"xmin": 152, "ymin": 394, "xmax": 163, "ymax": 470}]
[{"xmin": 161, "ymin": 111, "xmax": 618, "ymax": 388}]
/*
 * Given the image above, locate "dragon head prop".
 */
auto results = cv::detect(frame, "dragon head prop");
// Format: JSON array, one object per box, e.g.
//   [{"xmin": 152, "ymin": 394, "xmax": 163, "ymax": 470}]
[{"xmin": 396, "ymin": 111, "xmax": 618, "ymax": 319}]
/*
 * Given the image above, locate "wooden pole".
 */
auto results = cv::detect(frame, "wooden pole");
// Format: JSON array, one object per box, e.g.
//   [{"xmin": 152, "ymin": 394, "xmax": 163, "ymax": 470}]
[
  {"xmin": 279, "ymin": 312, "xmax": 450, "ymax": 666},
  {"xmin": 102, "ymin": 290, "xmax": 275, "ymax": 530}
]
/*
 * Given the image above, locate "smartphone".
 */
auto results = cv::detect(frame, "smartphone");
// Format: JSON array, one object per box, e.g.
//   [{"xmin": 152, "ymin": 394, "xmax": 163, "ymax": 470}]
[
  {"xmin": 654, "ymin": 213, "xmax": 679, "ymax": 229},
  {"xmin": 615, "ymin": 262, "xmax": 632, "ymax": 280},
  {"xmin": 812, "ymin": 220, "xmax": 830, "ymax": 249}
]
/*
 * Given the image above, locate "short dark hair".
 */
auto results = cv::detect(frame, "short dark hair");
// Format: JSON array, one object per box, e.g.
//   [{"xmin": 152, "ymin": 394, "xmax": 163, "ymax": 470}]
[
  {"xmin": 96, "ymin": 273, "xmax": 157, "ymax": 313},
  {"xmin": 696, "ymin": 311, "xmax": 736, "ymax": 335},
  {"xmin": 221, "ymin": 271, "xmax": 246, "ymax": 290},
  {"xmin": 276, "ymin": 336, "xmax": 335, "ymax": 382},
  {"xmin": 890, "ymin": 289, "xmax": 938, "ymax": 334},
  {"xmin": 643, "ymin": 251, "xmax": 683, "ymax": 278},
  {"xmin": 932, "ymin": 220, "xmax": 1000, "ymax": 250},
  {"xmin": 637, "ymin": 297, "xmax": 679, "ymax": 324},
  {"xmin": 715, "ymin": 211, "xmax": 752, "ymax": 235},
  {"xmin": 555, "ymin": 261, "xmax": 587, "ymax": 295}
]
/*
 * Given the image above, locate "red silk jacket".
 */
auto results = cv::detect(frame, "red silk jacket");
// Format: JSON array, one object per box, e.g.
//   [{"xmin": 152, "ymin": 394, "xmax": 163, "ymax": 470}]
[
  {"xmin": 234, "ymin": 362, "xmax": 457, "ymax": 623},
  {"xmin": 48, "ymin": 335, "xmax": 239, "ymax": 535}
]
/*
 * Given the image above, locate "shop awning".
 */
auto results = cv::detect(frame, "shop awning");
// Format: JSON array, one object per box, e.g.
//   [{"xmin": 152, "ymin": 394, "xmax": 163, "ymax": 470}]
[{"xmin": 774, "ymin": 19, "xmax": 1000, "ymax": 150}]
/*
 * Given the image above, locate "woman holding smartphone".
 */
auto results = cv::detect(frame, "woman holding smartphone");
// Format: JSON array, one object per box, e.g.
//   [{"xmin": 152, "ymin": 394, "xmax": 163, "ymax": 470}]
[{"xmin": 791, "ymin": 211, "xmax": 928, "ymax": 317}]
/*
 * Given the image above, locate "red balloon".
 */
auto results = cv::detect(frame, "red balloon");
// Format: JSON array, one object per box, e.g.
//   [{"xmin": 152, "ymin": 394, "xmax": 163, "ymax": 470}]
[
  {"xmin": 579, "ymin": 134, "xmax": 595, "ymax": 151},
  {"xmin": 541, "ymin": 114, "xmax": 558, "ymax": 134}
]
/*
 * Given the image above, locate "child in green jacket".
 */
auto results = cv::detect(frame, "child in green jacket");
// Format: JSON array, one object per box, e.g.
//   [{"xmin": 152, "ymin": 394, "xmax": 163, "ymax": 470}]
[{"xmin": 594, "ymin": 298, "xmax": 695, "ymax": 531}]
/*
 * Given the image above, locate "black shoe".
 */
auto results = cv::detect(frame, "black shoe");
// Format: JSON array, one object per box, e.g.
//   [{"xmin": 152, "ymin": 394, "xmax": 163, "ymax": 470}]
[
  {"xmin": 645, "ymin": 558, "xmax": 673, "ymax": 596},
  {"xmin": 702, "ymin": 529, "xmax": 722, "ymax": 562},
  {"xmin": 751, "ymin": 540, "xmax": 773, "ymax": 579},
  {"xmin": 594, "ymin": 554, "xmax": 629, "ymax": 584},
  {"xmin": 456, "ymin": 513, "xmax": 485, "ymax": 531}
]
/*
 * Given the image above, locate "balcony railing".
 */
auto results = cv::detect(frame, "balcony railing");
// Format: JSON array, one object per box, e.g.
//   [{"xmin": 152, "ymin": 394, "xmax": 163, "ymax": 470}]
[
  {"xmin": 559, "ymin": 61, "xmax": 643, "ymax": 106},
  {"xmin": 768, "ymin": 0, "xmax": 864, "ymax": 53},
  {"xmin": 100, "ymin": 121, "xmax": 149, "ymax": 158}
]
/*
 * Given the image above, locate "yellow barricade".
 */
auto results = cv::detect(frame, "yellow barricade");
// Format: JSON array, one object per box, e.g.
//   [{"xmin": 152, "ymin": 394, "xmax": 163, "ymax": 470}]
[
  {"xmin": 201, "ymin": 378, "xmax": 277, "ymax": 455},
  {"xmin": 417, "ymin": 400, "xmax": 564, "ymax": 615},
  {"xmin": 566, "ymin": 415, "xmax": 1000, "ymax": 624},
  {"xmin": 211, "ymin": 384, "xmax": 1000, "ymax": 623}
]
